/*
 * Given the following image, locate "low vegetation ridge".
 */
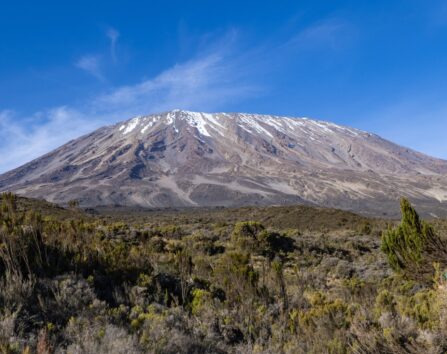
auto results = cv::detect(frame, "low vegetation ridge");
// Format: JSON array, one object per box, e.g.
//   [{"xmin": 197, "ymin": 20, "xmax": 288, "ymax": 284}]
[{"xmin": 1, "ymin": 193, "xmax": 447, "ymax": 353}]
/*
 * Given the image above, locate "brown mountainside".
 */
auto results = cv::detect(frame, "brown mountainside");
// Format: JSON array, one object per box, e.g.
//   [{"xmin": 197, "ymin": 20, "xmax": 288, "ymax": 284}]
[{"xmin": 1, "ymin": 110, "xmax": 446, "ymax": 217}]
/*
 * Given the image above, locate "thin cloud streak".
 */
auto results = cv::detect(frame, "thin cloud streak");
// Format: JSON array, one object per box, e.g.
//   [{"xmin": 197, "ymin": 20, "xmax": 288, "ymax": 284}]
[
  {"xmin": 106, "ymin": 27, "xmax": 120, "ymax": 62},
  {"xmin": 95, "ymin": 53, "xmax": 260, "ymax": 115},
  {"xmin": 75, "ymin": 55, "xmax": 104, "ymax": 80},
  {"xmin": 0, "ymin": 107, "xmax": 105, "ymax": 173},
  {"xmin": 282, "ymin": 18, "xmax": 354, "ymax": 52}
]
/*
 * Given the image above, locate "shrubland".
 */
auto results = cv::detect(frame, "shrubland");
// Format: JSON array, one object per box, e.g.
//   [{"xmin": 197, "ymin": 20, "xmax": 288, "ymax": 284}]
[{"xmin": 0, "ymin": 193, "xmax": 447, "ymax": 353}]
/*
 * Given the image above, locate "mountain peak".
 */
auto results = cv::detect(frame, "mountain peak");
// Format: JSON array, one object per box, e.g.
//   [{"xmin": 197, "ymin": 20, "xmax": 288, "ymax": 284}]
[
  {"xmin": 116, "ymin": 110, "xmax": 365, "ymax": 142},
  {"xmin": 1, "ymin": 111, "xmax": 447, "ymax": 217}
]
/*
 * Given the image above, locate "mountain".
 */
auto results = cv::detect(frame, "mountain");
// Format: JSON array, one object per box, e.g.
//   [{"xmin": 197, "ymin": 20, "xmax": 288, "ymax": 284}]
[{"xmin": 1, "ymin": 109, "xmax": 447, "ymax": 217}]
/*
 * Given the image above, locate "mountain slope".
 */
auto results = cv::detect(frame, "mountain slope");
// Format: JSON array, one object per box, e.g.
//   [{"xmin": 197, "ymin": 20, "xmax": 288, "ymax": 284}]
[{"xmin": 1, "ymin": 109, "xmax": 446, "ymax": 216}]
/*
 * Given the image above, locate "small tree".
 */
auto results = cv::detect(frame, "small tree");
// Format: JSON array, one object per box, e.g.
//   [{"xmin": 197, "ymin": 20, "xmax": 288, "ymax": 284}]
[{"xmin": 381, "ymin": 198, "xmax": 447, "ymax": 283}]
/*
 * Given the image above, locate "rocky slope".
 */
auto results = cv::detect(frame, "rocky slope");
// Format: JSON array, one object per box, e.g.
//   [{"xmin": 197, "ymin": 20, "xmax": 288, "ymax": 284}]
[{"xmin": 1, "ymin": 109, "xmax": 446, "ymax": 216}]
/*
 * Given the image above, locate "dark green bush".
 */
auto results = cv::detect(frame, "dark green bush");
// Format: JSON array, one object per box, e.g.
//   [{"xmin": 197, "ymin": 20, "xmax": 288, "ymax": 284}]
[{"xmin": 381, "ymin": 198, "xmax": 447, "ymax": 283}]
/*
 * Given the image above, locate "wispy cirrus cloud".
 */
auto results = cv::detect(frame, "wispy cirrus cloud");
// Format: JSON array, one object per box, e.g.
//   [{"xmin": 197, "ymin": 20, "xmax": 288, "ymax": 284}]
[
  {"xmin": 106, "ymin": 27, "xmax": 120, "ymax": 62},
  {"xmin": 0, "ymin": 31, "xmax": 260, "ymax": 173},
  {"xmin": 75, "ymin": 55, "xmax": 104, "ymax": 80},
  {"xmin": 95, "ymin": 53, "xmax": 259, "ymax": 115},
  {"xmin": 284, "ymin": 18, "xmax": 354, "ymax": 51},
  {"xmin": 0, "ymin": 107, "xmax": 105, "ymax": 173},
  {"xmin": 75, "ymin": 27, "xmax": 120, "ymax": 80}
]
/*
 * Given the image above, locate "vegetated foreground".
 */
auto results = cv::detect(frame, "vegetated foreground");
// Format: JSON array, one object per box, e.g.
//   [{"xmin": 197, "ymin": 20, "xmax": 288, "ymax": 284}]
[{"xmin": 1, "ymin": 193, "xmax": 447, "ymax": 353}]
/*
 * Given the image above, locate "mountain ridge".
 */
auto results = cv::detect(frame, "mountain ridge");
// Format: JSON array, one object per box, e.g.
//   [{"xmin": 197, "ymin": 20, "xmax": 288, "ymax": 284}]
[{"xmin": 1, "ymin": 109, "xmax": 446, "ymax": 217}]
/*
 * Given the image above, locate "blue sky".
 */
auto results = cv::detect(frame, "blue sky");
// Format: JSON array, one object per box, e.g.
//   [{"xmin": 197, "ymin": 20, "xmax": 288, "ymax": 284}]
[{"xmin": 1, "ymin": 0, "xmax": 447, "ymax": 172}]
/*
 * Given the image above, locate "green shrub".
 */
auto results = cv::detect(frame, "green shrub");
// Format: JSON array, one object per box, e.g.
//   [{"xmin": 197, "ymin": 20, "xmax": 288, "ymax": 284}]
[
  {"xmin": 190, "ymin": 289, "xmax": 212, "ymax": 315},
  {"xmin": 232, "ymin": 221, "xmax": 294, "ymax": 258},
  {"xmin": 214, "ymin": 252, "xmax": 258, "ymax": 304},
  {"xmin": 381, "ymin": 198, "xmax": 447, "ymax": 283}
]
